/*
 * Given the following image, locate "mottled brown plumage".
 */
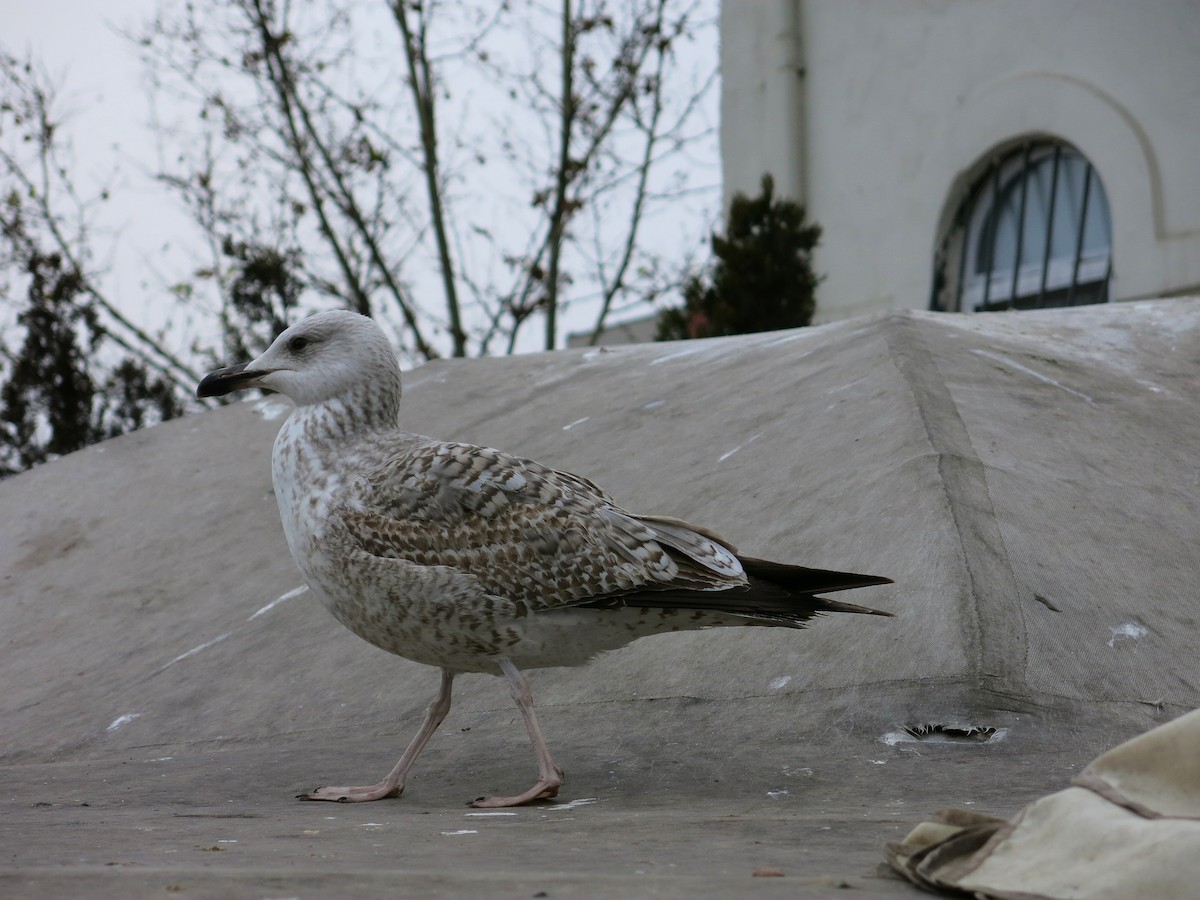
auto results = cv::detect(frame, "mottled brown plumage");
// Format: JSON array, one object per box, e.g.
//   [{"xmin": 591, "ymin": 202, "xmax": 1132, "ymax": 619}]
[{"xmin": 197, "ymin": 310, "xmax": 892, "ymax": 807}]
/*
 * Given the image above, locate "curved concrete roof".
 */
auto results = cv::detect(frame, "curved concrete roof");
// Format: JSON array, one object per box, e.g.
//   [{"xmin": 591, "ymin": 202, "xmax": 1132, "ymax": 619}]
[{"xmin": 3, "ymin": 300, "xmax": 1197, "ymax": 896}]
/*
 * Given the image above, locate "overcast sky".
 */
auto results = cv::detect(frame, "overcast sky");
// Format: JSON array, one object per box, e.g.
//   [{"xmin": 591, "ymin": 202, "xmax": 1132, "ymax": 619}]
[
  {"xmin": 6, "ymin": 0, "xmax": 201, "ymax": 339},
  {"xmin": 5, "ymin": 1, "xmax": 722, "ymax": 358}
]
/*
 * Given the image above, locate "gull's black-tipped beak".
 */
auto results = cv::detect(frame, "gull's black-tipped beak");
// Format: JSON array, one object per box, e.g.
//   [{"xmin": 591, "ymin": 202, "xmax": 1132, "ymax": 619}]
[{"xmin": 196, "ymin": 363, "xmax": 266, "ymax": 399}]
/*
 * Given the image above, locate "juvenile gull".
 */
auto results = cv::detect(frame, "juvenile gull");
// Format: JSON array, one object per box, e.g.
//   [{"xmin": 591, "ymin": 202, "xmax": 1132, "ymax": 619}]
[{"xmin": 197, "ymin": 310, "xmax": 892, "ymax": 807}]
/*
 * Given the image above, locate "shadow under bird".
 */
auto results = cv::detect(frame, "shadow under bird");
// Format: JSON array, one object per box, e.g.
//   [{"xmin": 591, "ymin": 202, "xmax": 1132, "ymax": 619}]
[{"xmin": 197, "ymin": 310, "xmax": 893, "ymax": 808}]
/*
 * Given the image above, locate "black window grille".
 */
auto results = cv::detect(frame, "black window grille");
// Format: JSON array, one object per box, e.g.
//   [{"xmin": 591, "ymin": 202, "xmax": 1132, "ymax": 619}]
[{"xmin": 931, "ymin": 141, "xmax": 1112, "ymax": 312}]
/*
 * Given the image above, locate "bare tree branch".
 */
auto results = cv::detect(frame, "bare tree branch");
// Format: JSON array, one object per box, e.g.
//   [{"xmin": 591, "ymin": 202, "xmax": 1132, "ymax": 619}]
[
  {"xmin": 135, "ymin": 1, "xmax": 718, "ymax": 358},
  {"xmin": 0, "ymin": 71, "xmax": 203, "ymax": 391},
  {"xmin": 391, "ymin": 0, "xmax": 466, "ymax": 356},
  {"xmin": 210, "ymin": 0, "xmax": 442, "ymax": 359},
  {"xmin": 247, "ymin": 0, "xmax": 375, "ymax": 319},
  {"xmin": 586, "ymin": 0, "xmax": 669, "ymax": 344},
  {"xmin": 542, "ymin": 0, "xmax": 575, "ymax": 351}
]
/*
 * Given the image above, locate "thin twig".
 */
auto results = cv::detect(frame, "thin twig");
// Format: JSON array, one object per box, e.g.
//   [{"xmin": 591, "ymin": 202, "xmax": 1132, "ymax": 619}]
[
  {"xmin": 543, "ymin": 0, "xmax": 575, "ymax": 351},
  {"xmin": 587, "ymin": 0, "xmax": 669, "ymax": 344},
  {"xmin": 390, "ymin": 0, "xmax": 466, "ymax": 356}
]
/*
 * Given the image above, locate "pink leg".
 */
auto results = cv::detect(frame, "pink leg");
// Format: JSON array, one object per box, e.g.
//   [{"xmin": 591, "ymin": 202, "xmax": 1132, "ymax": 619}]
[
  {"xmin": 298, "ymin": 668, "xmax": 454, "ymax": 803},
  {"xmin": 469, "ymin": 658, "xmax": 564, "ymax": 808}
]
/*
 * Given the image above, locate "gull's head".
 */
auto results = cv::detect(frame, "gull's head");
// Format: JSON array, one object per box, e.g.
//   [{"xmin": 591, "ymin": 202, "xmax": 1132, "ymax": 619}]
[{"xmin": 196, "ymin": 310, "xmax": 400, "ymax": 408}]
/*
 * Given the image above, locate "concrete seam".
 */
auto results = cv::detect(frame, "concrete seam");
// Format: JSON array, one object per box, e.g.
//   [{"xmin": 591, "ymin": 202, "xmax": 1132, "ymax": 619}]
[{"xmin": 883, "ymin": 313, "xmax": 1030, "ymax": 693}]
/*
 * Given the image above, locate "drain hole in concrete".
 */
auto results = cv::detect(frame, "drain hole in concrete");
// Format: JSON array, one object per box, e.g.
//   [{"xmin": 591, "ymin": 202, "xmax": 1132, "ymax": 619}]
[{"xmin": 903, "ymin": 723, "xmax": 999, "ymax": 743}]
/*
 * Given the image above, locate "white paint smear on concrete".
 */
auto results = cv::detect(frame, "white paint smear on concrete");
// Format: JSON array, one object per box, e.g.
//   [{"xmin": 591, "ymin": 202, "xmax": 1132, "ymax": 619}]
[
  {"xmin": 973, "ymin": 350, "xmax": 1095, "ymax": 403},
  {"xmin": 250, "ymin": 585, "xmax": 309, "ymax": 620},
  {"xmin": 107, "ymin": 713, "xmax": 141, "ymax": 732},
  {"xmin": 718, "ymin": 431, "xmax": 765, "ymax": 463},
  {"xmin": 1108, "ymin": 622, "xmax": 1148, "ymax": 647},
  {"xmin": 547, "ymin": 798, "xmax": 598, "ymax": 811},
  {"xmin": 162, "ymin": 632, "xmax": 234, "ymax": 670}
]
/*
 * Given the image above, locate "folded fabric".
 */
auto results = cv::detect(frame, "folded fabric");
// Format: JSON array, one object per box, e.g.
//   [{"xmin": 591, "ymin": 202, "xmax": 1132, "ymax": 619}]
[{"xmin": 886, "ymin": 708, "xmax": 1200, "ymax": 898}]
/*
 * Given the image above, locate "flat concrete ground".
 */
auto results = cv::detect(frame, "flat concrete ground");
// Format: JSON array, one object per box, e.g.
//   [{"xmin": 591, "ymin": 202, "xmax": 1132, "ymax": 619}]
[{"xmin": 0, "ymin": 701, "xmax": 1095, "ymax": 900}]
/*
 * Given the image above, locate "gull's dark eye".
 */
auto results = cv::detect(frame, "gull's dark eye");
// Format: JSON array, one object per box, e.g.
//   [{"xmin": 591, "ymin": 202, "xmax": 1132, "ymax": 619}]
[{"xmin": 288, "ymin": 335, "xmax": 310, "ymax": 354}]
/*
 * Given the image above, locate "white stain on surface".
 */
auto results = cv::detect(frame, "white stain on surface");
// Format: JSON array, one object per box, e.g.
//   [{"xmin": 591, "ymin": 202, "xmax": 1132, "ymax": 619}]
[
  {"xmin": 717, "ymin": 431, "xmax": 766, "ymax": 463},
  {"xmin": 251, "ymin": 399, "xmax": 290, "ymax": 420},
  {"xmin": 972, "ymin": 350, "xmax": 1095, "ymax": 403},
  {"xmin": 161, "ymin": 632, "xmax": 234, "ymax": 670},
  {"xmin": 441, "ymin": 830, "xmax": 479, "ymax": 835},
  {"xmin": 781, "ymin": 765, "xmax": 812, "ymax": 778},
  {"xmin": 649, "ymin": 345, "xmax": 708, "ymax": 366},
  {"xmin": 250, "ymin": 585, "xmax": 309, "ymax": 620},
  {"xmin": 465, "ymin": 811, "xmax": 518, "ymax": 817},
  {"xmin": 107, "ymin": 713, "xmax": 141, "ymax": 732},
  {"xmin": 153, "ymin": 586, "xmax": 310, "ymax": 677},
  {"xmin": 826, "ymin": 376, "xmax": 869, "ymax": 395},
  {"xmin": 642, "ymin": 400, "xmax": 666, "ymax": 410},
  {"xmin": 766, "ymin": 790, "xmax": 789, "ymax": 800},
  {"xmin": 548, "ymin": 798, "xmax": 598, "ymax": 811},
  {"xmin": 1108, "ymin": 622, "xmax": 1148, "ymax": 647},
  {"xmin": 759, "ymin": 331, "xmax": 812, "ymax": 348},
  {"xmin": 769, "ymin": 676, "xmax": 792, "ymax": 690},
  {"xmin": 562, "ymin": 416, "xmax": 590, "ymax": 431}
]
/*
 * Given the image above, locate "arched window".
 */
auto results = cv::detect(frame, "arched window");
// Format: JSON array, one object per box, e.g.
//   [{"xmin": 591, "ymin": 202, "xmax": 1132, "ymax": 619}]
[{"xmin": 932, "ymin": 140, "xmax": 1112, "ymax": 312}]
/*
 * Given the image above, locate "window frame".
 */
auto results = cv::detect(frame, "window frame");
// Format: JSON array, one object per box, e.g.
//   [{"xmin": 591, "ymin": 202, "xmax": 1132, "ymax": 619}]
[{"xmin": 932, "ymin": 140, "xmax": 1113, "ymax": 313}]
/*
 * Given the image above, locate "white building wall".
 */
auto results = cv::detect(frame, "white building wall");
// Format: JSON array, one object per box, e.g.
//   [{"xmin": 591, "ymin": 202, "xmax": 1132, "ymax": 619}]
[{"xmin": 721, "ymin": 0, "xmax": 1200, "ymax": 320}]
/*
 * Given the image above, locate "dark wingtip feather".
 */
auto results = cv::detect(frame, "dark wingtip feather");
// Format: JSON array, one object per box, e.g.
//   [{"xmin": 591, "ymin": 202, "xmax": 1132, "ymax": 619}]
[
  {"xmin": 573, "ymin": 554, "xmax": 895, "ymax": 624},
  {"xmin": 812, "ymin": 595, "xmax": 895, "ymax": 617},
  {"xmin": 738, "ymin": 556, "xmax": 893, "ymax": 594},
  {"xmin": 740, "ymin": 556, "xmax": 894, "ymax": 618}
]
